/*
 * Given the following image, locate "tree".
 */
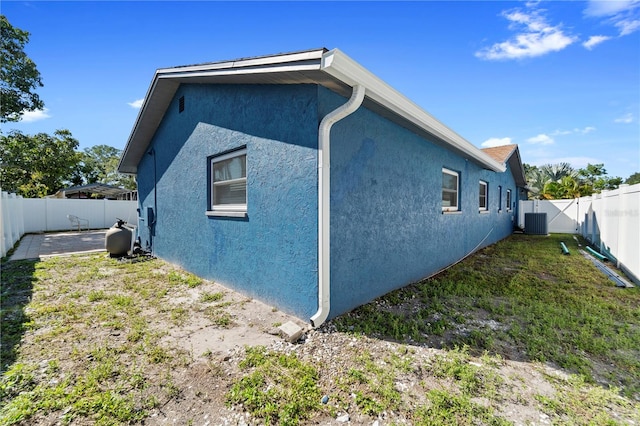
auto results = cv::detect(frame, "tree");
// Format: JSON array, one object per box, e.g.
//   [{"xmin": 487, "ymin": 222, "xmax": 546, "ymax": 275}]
[
  {"xmin": 525, "ymin": 162, "xmax": 578, "ymax": 199},
  {"xmin": 75, "ymin": 144, "xmax": 136, "ymax": 190},
  {"xmin": 539, "ymin": 163, "xmax": 577, "ymax": 182},
  {"xmin": 578, "ymin": 163, "xmax": 621, "ymax": 194},
  {"xmin": 524, "ymin": 165, "xmax": 547, "ymax": 199},
  {"xmin": 1, "ymin": 15, "xmax": 44, "ymax": 122},
  {"xmin": 624, "ymin": 172, "xmax": 640, "ymax": 185},
  {"xmin": 525, "ymin": 162, "xmax": 623, "ymax": 199},
  {"xmin": 542, "ymin": 175, "xmax": 582, "ymax": 200},
  {"xmin": 0, "ymin": 130, "xmax": 80, "ymax": 197}
]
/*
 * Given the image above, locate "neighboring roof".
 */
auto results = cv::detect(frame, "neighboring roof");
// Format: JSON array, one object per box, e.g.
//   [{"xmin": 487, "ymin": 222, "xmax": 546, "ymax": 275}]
[
  {"xmin": 119, "ymin": 48, "xmax": 506, "ymax": 175},
  {"xmin": 481, "ymin": 145, "xmax": 527, "ymax": 187},
  {"xmin": 55, "ymin": 183, "xmax": 133, "ymax": 198}
]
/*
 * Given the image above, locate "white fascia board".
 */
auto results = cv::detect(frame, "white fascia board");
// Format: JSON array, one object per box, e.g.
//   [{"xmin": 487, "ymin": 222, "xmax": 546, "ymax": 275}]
[
  {"xmin": 156, "ymin": 49, "xmax": 326, "ymax": 75},
  {"xmin": 321, "ymin": 49, "xmax": 506, "ymax": 173},
  {"xmin": 156, "ymin": 62, "xmax": 322, "ymax": 80},
  {"xmin": 118, "ymin": 72, "xmax": 165, "ymax": 174}
]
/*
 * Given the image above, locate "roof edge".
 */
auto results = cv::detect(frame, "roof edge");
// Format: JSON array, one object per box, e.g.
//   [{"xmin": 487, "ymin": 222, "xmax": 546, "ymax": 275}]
[
  {"xmin": 118, "ymin": 49, "xmax": 328, "ymax": 174},
  {"xmin": 320, "ymin": 49, "xmax": 506, "ymax": 173},
  {"xmin": 481, "ymin": 144, "xmax": 527, "ymax": 187},
  {"xmin": 120, "ymin": 48, "xmax": 510, "ymax": 175}
]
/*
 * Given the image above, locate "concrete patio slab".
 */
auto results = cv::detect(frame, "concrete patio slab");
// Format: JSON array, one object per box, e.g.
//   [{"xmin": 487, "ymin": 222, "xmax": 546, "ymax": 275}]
[{"xmin": 9, "ymin": 230, "xmax": 108, "ymax": 261}]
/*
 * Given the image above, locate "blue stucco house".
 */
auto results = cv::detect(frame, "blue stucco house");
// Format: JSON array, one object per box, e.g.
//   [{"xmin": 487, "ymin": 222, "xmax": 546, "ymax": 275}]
[{"xmin": 118, "ymin": 48, "xmax": 527, "ymax": 326}]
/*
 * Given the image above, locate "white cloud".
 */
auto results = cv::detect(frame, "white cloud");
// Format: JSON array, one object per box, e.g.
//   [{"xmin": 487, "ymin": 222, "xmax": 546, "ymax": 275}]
[
  {"xmin": 481, "ymin": 137, "xmax": 513, "ymax": 148},
  {"xmin": 615, "ymin": 113, "xmax": 634, "ymax": 123},
  {"xmin": 583, "ymin": 35, "xmax": 612, "ymax": 49},
  {"xmin": 128, "ymin": 98, "xmax": 144, "ymax": 109},
  {"xmin": 580, "ymin": 126, "xmax": 597, "ymax": 134},
  {"xmin": 615, "ymin": 18, "xmax": 640, "ymax": 35},
  {"xmin": 476, "ymin": 6, "xmax": 577, "ymax": 60},
  {"xmin": 527, "ymin": 134, "xmax": 555, "ymax": 145},
  {"xmin": 550, "ymin": 126, "xmax": 596, "ymax": 136},
  {"xmin": 584, "ymin": 0, "xmax": 640, "ymax": 18},
  {"xmin": 584, "ymin": 0, "xmax": 640, "ymax": 36},
  {"xmin": 20, "ymin": 108, "xmax": 51, "ymax": 123}
]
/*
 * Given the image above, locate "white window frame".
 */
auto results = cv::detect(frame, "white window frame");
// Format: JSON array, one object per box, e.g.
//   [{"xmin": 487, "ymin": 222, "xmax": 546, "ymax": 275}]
[
  {"xmin": 442, "ymin": 168, "xmax": 460, "ymax": 212},
  {"xmin": 506, "ymin": 189, "xmax": 512, "ymax": 212},
  {"xmin": 207, "ymin": 148, "xmax": 247, "ymax": 217},
  {"xmin": 479, "ymin": 181, "xmax": 488, "ymax": 211}
]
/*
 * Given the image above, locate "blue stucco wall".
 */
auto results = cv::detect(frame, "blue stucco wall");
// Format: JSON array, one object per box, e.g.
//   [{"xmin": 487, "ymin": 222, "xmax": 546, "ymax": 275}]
[
  {"xmin": 136, "ymin": 84, "xmax": 319, "ymax": 319},
  {"xmin": 321, "ymin": 88, "xmax": 520, "ymax": 318},
  {"xmin": 135, "ymin": 82, "xmax": 523, "ymax": 322}
]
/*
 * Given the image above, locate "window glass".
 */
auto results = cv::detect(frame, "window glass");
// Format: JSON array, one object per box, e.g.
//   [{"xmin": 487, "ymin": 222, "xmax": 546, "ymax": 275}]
[
  {"xmin": 479, "ymin": 181, "xmax": 488, "ymax": 210},
  {"xmin": 442, "ymin": 169, "xmax": 459, "ymax": 210},
  {"xmin": 213, "ymin": 155, "xmax": 246, "ymax": 205},
  {"xmin": 210, "ymin": 148, "xmax": 247, "ymax": 213}
]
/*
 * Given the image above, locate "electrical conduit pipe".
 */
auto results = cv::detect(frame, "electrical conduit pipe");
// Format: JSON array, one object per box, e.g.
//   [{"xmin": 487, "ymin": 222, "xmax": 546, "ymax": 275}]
[{"xmin": 310, "ymin": 84, "xmax": 366, "ymax": 327}]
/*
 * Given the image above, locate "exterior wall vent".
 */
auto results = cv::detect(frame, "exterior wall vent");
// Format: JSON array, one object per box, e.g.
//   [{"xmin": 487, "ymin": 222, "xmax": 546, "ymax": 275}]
[
  {"xmin": 524, "ymin": 212, "xmax": 548, "ymax": 235},
  {"xmin": 179, "ymin": 96, "xmax": 185, "ymax": 113}
]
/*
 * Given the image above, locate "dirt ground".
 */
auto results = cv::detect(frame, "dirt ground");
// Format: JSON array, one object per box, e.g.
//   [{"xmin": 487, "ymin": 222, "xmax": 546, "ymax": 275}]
[{"xmin": 121, "ymin": 281, "xmax": 631, "ymax": 425}]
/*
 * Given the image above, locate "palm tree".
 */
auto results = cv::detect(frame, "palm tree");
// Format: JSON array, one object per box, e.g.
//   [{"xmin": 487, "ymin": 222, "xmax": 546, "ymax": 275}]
[
  {"xmin": 539, "ymin": 163, "xmax": 577, "ymax": 182},
  {"xmin": 526, "ymin": 163, "xmax": 578, "ymax": 199},
  {"xmin": 542, "ymin": 175, "xmax": 584, "ymax": 200}
]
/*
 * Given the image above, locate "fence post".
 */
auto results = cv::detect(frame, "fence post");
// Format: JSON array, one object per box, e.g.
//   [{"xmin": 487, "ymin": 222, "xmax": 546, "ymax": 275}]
[
  {"xmin": 0, "ymin": 191, "xmax": 6, "ymax": 257},
  {"xmin": 9, "ymin": 193, "xmax": 19, "ymax": 245},
  {"xmin": 616, "ymin": 185, "xmax": 628, "ymax": 269},
  {"xmin": 591, "ymin": 193, "xmax": 598, "ymax": 244},
  {"xmin": 16, "ymin": 194, "xmax": 24, "ymax": 237},
  {"xmin": 103, "ymin": 198, "xmax": 108, "ymax": 229}
]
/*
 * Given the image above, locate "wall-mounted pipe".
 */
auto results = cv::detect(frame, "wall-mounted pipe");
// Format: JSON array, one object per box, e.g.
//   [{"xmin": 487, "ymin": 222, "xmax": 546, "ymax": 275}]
[
  {"xmin": 147, "ymin": 148, "xmax": 157, "ymax": 254},
  {"xmin": 310, "ymin": 84, "xmax": 365, "ymax": 327}
]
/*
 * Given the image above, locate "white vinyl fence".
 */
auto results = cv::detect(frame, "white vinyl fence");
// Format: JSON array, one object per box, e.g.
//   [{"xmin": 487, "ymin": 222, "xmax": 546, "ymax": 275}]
[
  {"xmin": 1, "ymin": 192, "xmax": 25, "ymax": 257},
  {"xmin": 1, "ymin": 191, "xmax": 138, "ymax": 257},
  {"xmin": 519, "ymin": 183, "xmax": 640, "ymax": 284}
]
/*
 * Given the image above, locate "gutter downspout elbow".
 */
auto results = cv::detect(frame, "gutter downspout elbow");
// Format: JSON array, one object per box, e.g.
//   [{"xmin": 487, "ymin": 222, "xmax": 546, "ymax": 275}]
[{"xmin": 310, "ymin": 84, "xmax": 365, "ymax": 327}]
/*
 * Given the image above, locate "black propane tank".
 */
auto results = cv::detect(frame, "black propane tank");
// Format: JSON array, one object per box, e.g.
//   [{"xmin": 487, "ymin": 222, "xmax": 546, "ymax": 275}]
[{"xmin": 105, "ymin": 219, "xmax": 132, "ymax": 257}]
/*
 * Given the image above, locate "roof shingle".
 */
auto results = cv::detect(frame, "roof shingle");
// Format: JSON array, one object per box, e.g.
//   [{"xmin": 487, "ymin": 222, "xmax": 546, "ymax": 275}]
[{"xmin": 481, "ymin": 144, "xmax": 518, "ymax": 164}]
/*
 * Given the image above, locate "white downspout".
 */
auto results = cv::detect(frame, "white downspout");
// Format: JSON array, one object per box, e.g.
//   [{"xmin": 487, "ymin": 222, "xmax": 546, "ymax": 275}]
[{"xmin": 310, "ymin": 84, "xmax": 366, "ymax": 327}]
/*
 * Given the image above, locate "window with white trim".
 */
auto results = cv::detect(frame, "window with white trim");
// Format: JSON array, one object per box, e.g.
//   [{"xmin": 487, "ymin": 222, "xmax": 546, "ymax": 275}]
[
  {"xmin": 498, "ymin": 185, "xmax": 502, "ymax": 211},
  {"xmin": 209, "ymin": 148, "xmax": 247, "ymax": 216},
  {"xmin": 506, "ymin": 189, "xmax": 512, "ymax": 211},
  {"xmin": 479, "ymin": 181, "xmax": 488, "ymax": 211},
  {"xmin": 442, "ymin": 168, "xmax": 459, "ymax": 211}
]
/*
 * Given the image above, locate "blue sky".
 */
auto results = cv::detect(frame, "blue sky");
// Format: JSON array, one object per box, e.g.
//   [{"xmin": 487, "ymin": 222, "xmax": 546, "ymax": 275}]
[{"xmin": 2, "ymin": 0, "xmax": 639, "ymax": 180}]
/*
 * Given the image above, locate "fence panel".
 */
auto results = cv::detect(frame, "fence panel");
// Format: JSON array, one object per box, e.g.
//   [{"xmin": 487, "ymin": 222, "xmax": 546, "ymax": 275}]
[
  {"xmin": 22, "ymin": 198, "xmax": 138, "ymax": 232},
  {"xmin": 1, "ymin": 192, "xmax": 25, "ymax": 257},
  {"xmin": 518, "ymin": 198, "xmax": 578, "ymax": 233},
  {"xmin": 611, "ymin": 185, "xmax": 639, "ymax": 284},
  {"xmin": 1, "ymin": 195, "xmax": 138, "ymax": 254}
]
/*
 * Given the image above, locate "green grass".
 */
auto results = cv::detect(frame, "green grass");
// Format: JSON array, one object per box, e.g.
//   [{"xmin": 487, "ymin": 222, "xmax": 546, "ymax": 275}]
[
  {"xmin": 226, "ymin": 346, "xmax": 321, "ymax": 425},
  {"xmin": 337, "ymin": 350, "xmax": 403, "ymax": 416},
  {"xmin": 0, "ymin": 253, "xmax": 213, "ymax": 425},
  {"xmin": 414, "ymin": 389, "xmax": 511, "ymax": 426},
  {"xmin": 430, "ymin": 346, "xmax": 503, "ymax": 398},
  {"xmin": 536, "ymin": 374, "xmax": 640, "ymax": 425},
  {"xmin": 333, "ymin": 234, "xmax": 640, "ymax": 397},
  {"xmin": 199, "ymin": 291, "xmax": 224, "ymax": 303}
]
